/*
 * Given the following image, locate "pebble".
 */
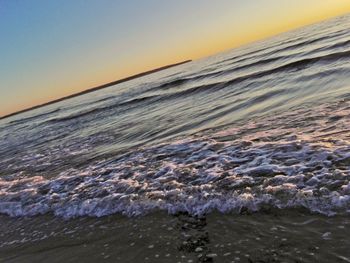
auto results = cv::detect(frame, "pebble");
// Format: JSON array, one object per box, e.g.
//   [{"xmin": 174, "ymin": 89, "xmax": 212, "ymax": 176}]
[
  {"xmin": 195, "ymin": 247, "xmax": 203, "ymax": 252},
  {"xmin": 322, "ymin": 232, "xmax": 331, "ymax": 240}
]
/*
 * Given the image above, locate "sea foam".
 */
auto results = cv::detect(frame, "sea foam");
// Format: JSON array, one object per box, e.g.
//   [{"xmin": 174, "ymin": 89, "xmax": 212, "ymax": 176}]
[{"xmin": 0, "ymin": 101, "xmax": 349, "ymax": 218}]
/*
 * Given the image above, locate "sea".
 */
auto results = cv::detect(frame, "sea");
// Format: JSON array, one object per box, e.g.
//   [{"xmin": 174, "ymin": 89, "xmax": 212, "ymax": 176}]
[{"xmin": 0, "ymin": 14, "xmax": 350, "ymax": 262}]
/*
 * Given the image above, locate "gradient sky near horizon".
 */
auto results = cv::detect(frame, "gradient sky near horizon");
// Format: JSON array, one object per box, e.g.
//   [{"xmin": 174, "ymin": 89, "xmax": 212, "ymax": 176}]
[{"xmin": 1, "ymin": 0, "xmax": 350, "ymax": 116}]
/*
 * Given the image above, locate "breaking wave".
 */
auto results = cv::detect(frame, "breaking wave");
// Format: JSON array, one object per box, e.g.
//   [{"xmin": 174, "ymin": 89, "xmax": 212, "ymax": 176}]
[
  {"xmin": 1, "ymin": 14, "xmax": 350, "ymax": 219},
  {"xmin": 1, "ymin": 101, "xmax": 349, "ymax": 218}
]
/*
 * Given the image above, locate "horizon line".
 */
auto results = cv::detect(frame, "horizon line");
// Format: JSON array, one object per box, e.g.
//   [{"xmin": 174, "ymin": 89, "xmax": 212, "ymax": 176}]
[
  {"xmin": 3, "ymin": 12, "xmax": 348, "ymax": 121},
  {"xmin": 0, "ymin": 60, "xmax": 192, "ymax": 120}
]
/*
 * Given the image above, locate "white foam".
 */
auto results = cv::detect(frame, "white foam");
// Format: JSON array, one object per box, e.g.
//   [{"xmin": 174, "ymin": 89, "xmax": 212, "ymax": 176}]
[{"xmin": 0, "ymin": 101, "xmax": 349, "ymax": 218}]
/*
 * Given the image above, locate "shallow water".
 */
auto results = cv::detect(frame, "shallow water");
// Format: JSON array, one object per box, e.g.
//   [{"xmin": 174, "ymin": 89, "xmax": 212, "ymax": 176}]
[
  {"xmin": 1, "ymin": 100, "xmax": 349, "ymax": 218},
  {"xmin": 0, "ymin": 13, "xmax": 350, "ymax": 262}
]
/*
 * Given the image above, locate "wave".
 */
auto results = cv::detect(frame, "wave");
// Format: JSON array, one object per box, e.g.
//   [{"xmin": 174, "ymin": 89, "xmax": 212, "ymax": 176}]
[
  {"xmin": 213, "ymin": 49, "xmax": 350, "ymax": 87},
  {"xmin": 7, "ymin": 109, "xmax": 61, "ymax": 126},
  {"xmin": 150, "ymin": 48, "xmax": 350, "ymax": 97},
  {"xmin": 1, "ymin": 15, "xmax": 349, "ymax": 220},
  {"xmin": 1, "ymin": 100, "xmax": 349, "ymax": 218},
  {"xmin": 46, "ymin": 95, "xmax": 161, "ymax": 123},
  {"xmin": 315, "ymin": 38, "xmax": 350, "ymax": 53},
  {"xmin": 221, "ymin": 37, "xmax": 350, "ymax": 75},
  {"xmin": 145, "ymin": 71, "xmax": 224, "ymax": 93},
  {"xmin": 217, "ymin": 25, "xmax": 349, "ymax": 71},
  {"xmin": 44, "ymin": 48, "xmax": 350, "ymax": 125}
]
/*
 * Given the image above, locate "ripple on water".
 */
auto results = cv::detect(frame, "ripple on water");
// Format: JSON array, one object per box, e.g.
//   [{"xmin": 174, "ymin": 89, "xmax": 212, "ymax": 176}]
[{"xmin": 0, "ymin": 101, "xmax": 349, "ymax": 218}]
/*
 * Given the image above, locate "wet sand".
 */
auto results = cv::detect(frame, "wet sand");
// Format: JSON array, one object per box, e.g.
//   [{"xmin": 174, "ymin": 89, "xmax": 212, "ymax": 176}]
[{"xmin": 1, "ymin": 210, "xmax": 349, "ymax": 262}]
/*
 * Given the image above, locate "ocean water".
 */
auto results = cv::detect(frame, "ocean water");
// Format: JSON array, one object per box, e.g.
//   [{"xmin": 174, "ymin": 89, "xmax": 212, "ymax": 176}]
[{"xmin": 1, "ymin": 14, "xmax": 350, "ymax": 262}]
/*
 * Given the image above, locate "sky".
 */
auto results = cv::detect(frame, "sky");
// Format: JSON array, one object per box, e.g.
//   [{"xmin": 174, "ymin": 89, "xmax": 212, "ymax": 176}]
[{"xmin": 1, "ymin": 0, "xmax": 350, "ymax": 116}]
